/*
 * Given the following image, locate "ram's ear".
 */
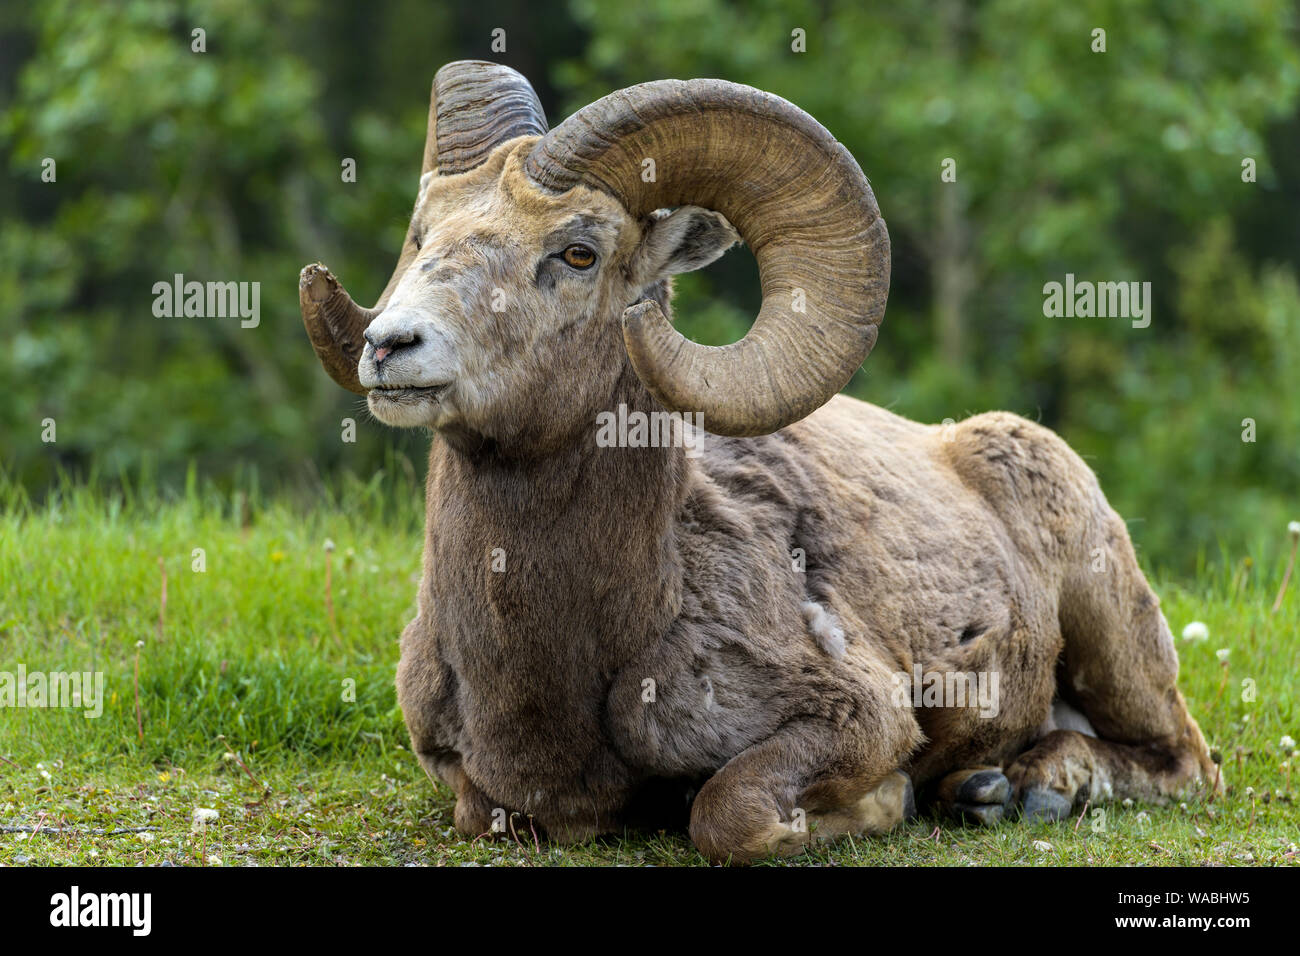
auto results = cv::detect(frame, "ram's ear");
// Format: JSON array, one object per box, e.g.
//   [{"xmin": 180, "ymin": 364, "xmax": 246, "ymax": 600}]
[{"xmin": 629, "ymin": 206, "xmax": 740, "ymax": 287}]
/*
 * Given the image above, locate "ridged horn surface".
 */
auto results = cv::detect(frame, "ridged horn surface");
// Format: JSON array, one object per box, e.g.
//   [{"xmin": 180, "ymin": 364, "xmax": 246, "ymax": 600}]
[
  {"xmin": 525, "ymin": 79, "xmax": 889, "ymax": 437},
  {"xmin": 429, "ymin": 60, "xmax": 549, "ymax": 175}
]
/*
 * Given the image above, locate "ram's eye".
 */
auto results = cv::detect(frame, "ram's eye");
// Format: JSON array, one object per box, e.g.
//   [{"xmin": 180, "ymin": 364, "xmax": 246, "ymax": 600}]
[{"xmin": 561, "ymin": 244, "xmax": 596, "ymax": 269}]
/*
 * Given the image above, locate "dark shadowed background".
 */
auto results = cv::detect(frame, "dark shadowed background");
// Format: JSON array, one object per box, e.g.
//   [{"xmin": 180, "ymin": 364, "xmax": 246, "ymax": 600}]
[{"xmin": 2, "ymin": 0, "xmax": 1297, "ymax": 576}]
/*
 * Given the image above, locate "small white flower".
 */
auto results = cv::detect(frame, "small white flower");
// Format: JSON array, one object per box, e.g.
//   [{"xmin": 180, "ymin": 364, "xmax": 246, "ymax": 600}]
[
  {"xmin": 1288, "ymin": 520, "xmax": 1300, "ymax": 539},
  {"xmin": 1245, "ymin": 786, "xmax": 1255, "ymax": 796},
  {"xmin": 39, "ymin": 769, "xmax": 50, "ymax": 781},
  {"xmin": 1032, "ymin": 839, "xmax": 1053, "ymax": 852},
  {"xmin": 1122, "ymin": 798, "xmax": 1133, "ymax": 807},
  {"xmin": 137, "ymin": 832, "xmax": 155, "ymax": 844},
  {"xmin": 135, "ymin": 640, "xmax": 145, "ymax": 649},
  {"xmin": 324, "ymin": 538, "xmax": 336, "ymax": 552},
  {"xmin": 88, "ymin": 849, "xmax": 98, "ymax": 858},
  {"xmin": 1280, "ymin": 734, "xmax": 1296, "ymax": 750},
  {"xmin": 1135, "ymin": 811, "xmax": 1150, "ymax": 824},
  {"xmin": 1181, "ymin": 621, "xmax": 1209, "ymax": 643},
  {"xmin": 191, "ymin": 808, "xmax": 219, "ymax": 829},
  {"xmin": 206, "ymin": 854, "xmax": 223, "ymax": 866},
  {"xmin": 1215, "ymin": 648, "xmax": 1230, "ymax": 663}
]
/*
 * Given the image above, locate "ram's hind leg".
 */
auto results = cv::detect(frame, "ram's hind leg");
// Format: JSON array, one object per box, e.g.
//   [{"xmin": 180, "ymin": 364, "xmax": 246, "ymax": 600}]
[
  {"xmin": 1008, "ymin": 506, "xmax": 1221, "ymax": 819},
  {"xmin": 1007, "ymin": 719, "xmax": 1218, "ymax": 821}
]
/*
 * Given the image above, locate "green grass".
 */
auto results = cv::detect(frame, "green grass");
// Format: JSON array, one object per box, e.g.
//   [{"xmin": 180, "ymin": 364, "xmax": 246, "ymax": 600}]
[{"xmin": 0, "ymin": 471, "xmax": 1296, "ymax": 866}]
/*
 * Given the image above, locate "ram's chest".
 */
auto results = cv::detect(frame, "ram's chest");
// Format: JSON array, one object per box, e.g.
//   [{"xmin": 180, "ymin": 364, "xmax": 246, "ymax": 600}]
[
  {"xmin": 602, "ymin": 633, "xmax": 834, "ymax": 778},
  {"xmin": 446, "ymin": 674, "xmax": 631, "ymax": 825}
]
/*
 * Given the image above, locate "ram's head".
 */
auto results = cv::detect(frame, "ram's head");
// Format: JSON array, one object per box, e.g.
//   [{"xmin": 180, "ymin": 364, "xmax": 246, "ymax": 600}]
[{"xmin": 300, "ymin": 61, "xmax": 889, "ymax": 451}]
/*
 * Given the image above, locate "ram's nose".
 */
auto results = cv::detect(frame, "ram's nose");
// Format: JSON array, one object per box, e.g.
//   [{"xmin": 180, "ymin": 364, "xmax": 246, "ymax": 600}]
[{"xmin": 365, "ymin": 327, "xmax": 419, "ymax": 365}]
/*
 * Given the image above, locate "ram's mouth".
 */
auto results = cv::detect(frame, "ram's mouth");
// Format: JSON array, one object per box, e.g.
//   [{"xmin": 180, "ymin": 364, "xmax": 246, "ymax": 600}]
[{"xmin": 368, "ymin": 384, "xmax": 448, "ymax": 401}]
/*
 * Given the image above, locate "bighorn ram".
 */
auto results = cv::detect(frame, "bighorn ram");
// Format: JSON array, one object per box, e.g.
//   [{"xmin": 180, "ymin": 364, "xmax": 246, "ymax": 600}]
[{"xmin": 299, "ymin": 61, "xmax": 1220, "ymax": 863}]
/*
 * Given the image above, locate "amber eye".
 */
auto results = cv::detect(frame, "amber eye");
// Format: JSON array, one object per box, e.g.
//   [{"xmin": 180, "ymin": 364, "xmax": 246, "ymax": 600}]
[{"xmin": 561, "ymin": 244, "xmax": 596, "ymax": 269}]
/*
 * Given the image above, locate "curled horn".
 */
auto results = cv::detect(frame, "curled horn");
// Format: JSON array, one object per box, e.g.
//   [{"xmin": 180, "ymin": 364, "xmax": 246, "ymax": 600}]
[{"xmin": 525, "ymin": 80, "xmax": 889, "ymax": 436}]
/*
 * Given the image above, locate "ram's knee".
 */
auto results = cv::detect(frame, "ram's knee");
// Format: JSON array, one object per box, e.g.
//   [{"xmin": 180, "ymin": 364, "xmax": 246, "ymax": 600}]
[{"xmin": 688, "ymin": 770, "xmax": 801, "ymax": 865}]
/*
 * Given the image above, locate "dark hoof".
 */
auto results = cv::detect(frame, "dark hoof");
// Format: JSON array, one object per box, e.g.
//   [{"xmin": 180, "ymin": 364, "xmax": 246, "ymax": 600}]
[
  {"xmin": 954, "ymin": 801, "xmax": 1006, "ymax": 826},
  {"xmin": 1021, "ymin": 787, "xmax": 1072, "ymax": 822},
  {"xmin": 956, "ymin": 769, "xmax": 1011, "ymax": 806},
  {"xmin": 943, "ymin": 769, "xmax": 1012, "ymax": 826}
]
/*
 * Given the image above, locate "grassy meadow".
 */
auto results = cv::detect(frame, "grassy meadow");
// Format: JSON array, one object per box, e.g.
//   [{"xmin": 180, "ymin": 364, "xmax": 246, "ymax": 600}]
[{"xmin": 0, "ymin": 471, "xmax": 1296, "ymax": 866}]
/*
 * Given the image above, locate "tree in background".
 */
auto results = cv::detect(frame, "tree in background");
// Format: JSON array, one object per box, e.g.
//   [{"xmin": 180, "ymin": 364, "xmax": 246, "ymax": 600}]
[
  {"xmin": 0, "ymin": 0, "xmax": 583, "ymax": 492},
  {"xmin": 1, "ymin": 0, "xmax": 1297, "ymax": 574}
]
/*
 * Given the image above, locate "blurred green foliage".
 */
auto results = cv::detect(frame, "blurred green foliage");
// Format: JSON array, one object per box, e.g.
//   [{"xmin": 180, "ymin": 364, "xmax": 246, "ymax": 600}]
[{"xmin": 1, "ymin": 0, "xmax": 1297, "ymax": 575}]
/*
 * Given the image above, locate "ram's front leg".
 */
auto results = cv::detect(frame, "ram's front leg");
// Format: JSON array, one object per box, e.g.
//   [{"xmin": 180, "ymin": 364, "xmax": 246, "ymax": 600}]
[
  {"xmin": 689, "ymin": 706, "xmax": 920, "ymax": 865},
  {"xmin": 394, "ymin": 617, "xmax": 491, "ymax": 829}
]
